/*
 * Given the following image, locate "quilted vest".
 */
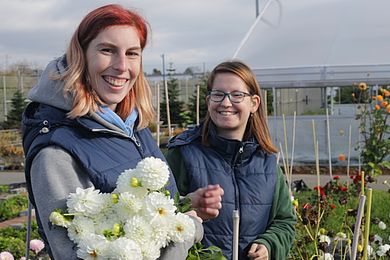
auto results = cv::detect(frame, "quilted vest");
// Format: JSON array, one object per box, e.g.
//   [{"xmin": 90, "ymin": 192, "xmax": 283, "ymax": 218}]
[
  {"xmin": 23, "ymin": 103, "xmax": 178, "ymax": 203},
  {"xmin": 169, "ymin": 126, "xmax": 277, "ymax": 259}
]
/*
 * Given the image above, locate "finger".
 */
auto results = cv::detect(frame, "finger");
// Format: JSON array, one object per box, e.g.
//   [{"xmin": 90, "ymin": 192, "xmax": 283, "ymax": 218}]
[
  {"xmin": 204, "ymin": 188, "xmax": 224, "ymax": 199},
  {"xmin": 248, "ymin": 243, "xmax": 259, "ymax": 255},
  {"xmin": 201, "ymin": 196, "xmax": 222, "ymax": 206},
  {"xmin": 198, "ymin": 207, "xmax": 220, "ymax": 218}
]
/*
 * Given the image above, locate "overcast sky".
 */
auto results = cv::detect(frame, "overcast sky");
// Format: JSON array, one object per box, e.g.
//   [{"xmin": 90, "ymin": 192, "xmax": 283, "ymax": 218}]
[{"xmin": 0, "ymin": 0, "xmax": 257, "ymax": 73}]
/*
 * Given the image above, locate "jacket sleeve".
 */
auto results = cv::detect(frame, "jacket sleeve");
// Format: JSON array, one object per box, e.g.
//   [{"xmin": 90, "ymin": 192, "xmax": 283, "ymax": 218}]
[
  {"xmin": 164, "ymin": 147, "xmax": 190, "ymax": 196},
  {"xmin": 30, "ymin": 146, "xmax": 92, "ymax": 259},
  {"xmin": 253, "ymin": 166, "xmax": 296, "ymax": 260}
]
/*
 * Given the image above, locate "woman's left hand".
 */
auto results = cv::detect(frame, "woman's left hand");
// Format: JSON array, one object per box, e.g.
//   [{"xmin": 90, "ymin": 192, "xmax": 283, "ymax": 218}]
[{"xmin": 247, "ymin": 243, "xmax": 269, "ymax": 260}]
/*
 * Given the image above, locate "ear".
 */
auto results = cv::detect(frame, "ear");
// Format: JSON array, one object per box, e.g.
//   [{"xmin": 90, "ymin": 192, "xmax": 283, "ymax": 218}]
[{"xmin": 250, "ymin": 95, "xmax": 261, "ymax": 113}]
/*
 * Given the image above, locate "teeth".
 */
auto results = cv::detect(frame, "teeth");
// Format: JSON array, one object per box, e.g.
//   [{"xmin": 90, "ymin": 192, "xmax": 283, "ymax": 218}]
[
  {"xmin": 219, "ymin": 111, "xmax": 236, "ymax": 115},
  {"xmin": 103, "ymin": 76, "xmax": 128, "ymax": 87}
]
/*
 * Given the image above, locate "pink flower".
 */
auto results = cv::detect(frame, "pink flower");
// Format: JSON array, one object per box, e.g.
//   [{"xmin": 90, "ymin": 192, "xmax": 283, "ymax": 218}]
[
  {"xmin": 29, "ymin": 239, "xmax": 45, "ymax": 254},
  {"xmin": 0, "ymin": 252, "xmax": 14, "ymax": 260}
]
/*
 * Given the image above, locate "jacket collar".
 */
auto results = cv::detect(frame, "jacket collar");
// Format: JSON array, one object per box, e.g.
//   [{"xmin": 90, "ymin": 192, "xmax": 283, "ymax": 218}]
[{"xmin": 208, "ymin": 123, "xmax": 260, "ymax": 163}]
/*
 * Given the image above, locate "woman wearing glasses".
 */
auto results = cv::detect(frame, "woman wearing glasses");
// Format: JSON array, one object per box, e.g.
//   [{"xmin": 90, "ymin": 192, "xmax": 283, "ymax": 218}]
[{"xmin": 165, "ymin": 60, "xmax": 296, "ymax": 260}]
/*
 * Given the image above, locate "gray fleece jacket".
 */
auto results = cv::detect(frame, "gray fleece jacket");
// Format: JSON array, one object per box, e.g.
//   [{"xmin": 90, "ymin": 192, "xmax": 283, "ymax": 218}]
[{"xmin": 24, "ymin": 56, "xmax": 203, "ymax": 259}]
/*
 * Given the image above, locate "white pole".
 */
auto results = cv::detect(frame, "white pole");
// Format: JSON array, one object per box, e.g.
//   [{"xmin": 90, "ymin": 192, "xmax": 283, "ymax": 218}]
[
  {"xmin": 165, "ymin": 79, "xmax": 172, "ymax": 137},
  {"xmin": 156, "ymin": 83, "xmax": 160, "ymax": 146},
  {"xmin": 2, "ymin": 55, "xmax": 7, "ymax": 121},
  {"xmin": 196, "ymin": 84, "xmax": 200, "ymax": 125},
  {"xmin": 232, "ymin": 210, "xmax": 240, "ymax": 260},
  {"xmin": 347, "ymin": 124, "xmax": 352, "ymax": 187},
  {"xmin": 326, "ymin": 108, "xmax": 333, "ymax": 179},
  {"xmin": 351, "ymin": 195, "xmax": 366, "ymax": 260},
  {"xmin": 289, "ymin": 111, "xmax": 296, "ymax": 176}
]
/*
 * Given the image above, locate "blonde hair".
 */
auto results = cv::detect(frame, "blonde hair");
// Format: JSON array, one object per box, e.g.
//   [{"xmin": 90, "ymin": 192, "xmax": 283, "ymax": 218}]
[
  {"xmin": 202, "ymin": 60, "xmax": 277, "ymax": 154},
  {"xmin": 57, "ymin": 4, "xmax": 154, "ymax": 129}
]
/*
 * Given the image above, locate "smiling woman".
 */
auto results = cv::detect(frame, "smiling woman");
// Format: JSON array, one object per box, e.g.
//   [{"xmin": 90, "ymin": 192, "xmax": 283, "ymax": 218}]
[
  {"xmin": 165, "ymin": 60, "xmax": 296, "ymax": 260},
  {"xmin": 21, "ymin": 4, "xmax": 203, "ymax": 259}
]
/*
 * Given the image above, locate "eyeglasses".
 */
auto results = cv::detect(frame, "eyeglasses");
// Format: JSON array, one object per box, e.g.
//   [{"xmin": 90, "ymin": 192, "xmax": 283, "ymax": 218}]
[{"xmin": 208, "ymin": 90, "xmax": 252, "ymax": 103}]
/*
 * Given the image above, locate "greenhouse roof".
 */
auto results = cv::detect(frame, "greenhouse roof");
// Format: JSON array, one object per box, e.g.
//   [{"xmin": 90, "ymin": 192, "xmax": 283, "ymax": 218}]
[{"xmin": 233, "ymin": 0, "xmax": 390, "ymax": 88}]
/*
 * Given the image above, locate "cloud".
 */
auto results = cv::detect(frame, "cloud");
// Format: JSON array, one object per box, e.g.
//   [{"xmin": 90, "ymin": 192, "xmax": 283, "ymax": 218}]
[{"xmin": 0, "ymin": 0, "xmax": 255, "ymax": 73}]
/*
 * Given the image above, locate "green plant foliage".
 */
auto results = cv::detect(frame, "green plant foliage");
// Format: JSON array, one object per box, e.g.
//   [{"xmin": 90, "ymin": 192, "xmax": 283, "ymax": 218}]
[
  {"xmin": 0, "ymin": 222, "xmax": 46, "ymax": 259},
  {"xmin": 354, "ymin": 84, "xmax": 390, "ymax": 176},
  {"xmin": 291, "ymin": 173, "xmax": 390, "ymax": 259},
  {"xmin": 0, "ymin": 194, "xmax": 28, "ymax": 221},
  {"xmin": 187, "ymin": 75, "xmax": 209, "ymax": 124},
  {"xmin": 0, "ymin": 237, "xmax": 25, "ymax": 258},
  {"xmin": 3, "ymin": 90, "xmax": 28, "ymax": 129},
  {"xmin": 160, "ymin": 71, "xmax": 186, "ymax": 126},
  {"xmin": 187, "ymin": 242, "xmax": 227, "ymax": 260}
]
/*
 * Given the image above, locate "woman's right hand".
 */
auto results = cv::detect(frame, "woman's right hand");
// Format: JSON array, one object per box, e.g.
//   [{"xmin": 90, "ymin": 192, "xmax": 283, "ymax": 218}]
[{"xmin": 188, "ymin": 184, "xmax": 224, "ymax": 221}]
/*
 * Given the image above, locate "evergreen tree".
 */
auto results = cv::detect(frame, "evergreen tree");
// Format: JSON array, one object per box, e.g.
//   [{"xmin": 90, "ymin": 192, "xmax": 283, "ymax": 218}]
[
  {"xmin": 4, "ymin": 90, "xmax": 28, "ymax": 129},
  {"xmin": 160, "ymin": 72, "xmax": 185, "ymax": 126},
  {"xmin": 334, "ymin": 86, "xmax": 358, "ymax": 104},
  {"xmin": 188, "ymin": 75, "xmax": 209, "ymax": 124}
]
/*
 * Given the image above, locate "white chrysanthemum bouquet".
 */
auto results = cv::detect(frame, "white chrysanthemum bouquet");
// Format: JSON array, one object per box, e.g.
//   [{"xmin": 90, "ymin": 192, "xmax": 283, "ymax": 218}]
[{"xmin": 49, "ymin": 157, "xmax": 195, "ymax": 260}]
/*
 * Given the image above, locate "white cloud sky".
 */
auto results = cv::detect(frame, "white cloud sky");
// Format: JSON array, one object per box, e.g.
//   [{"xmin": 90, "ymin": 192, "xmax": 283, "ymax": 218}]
[{"xmin": 0, "ymin": 0, "xmax": 256, "ymax": 73}]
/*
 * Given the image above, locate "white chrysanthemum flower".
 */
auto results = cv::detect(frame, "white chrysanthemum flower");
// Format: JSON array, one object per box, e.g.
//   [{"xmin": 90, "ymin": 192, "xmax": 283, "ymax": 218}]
[
  {"xmin": 319, "ymin": 253, "xmax": 334, "ymax": 260},
  {"xmin": 115, "ymin": 169, "xmax": 148, "ymax": 198},
  {"xmin": 140, "ymin": 241, "xmax": 161, "ymax": 260},
  {"xmin": 67, "ymin": 216, "xmax": 95, "ymax": 243},
  {"xmin": 67, "ymin": 187, "xmax": 106, "ymax": 216},
  {"xmin": 135, "ymin": 157, "xmax": 170, "ymax": 190},
  {"xmin": 115, "ymin": 192, "xmax": 143, "ymax": 219},
  {"xmin": 378, "ymin": 221, "xmax": 387, "ymax": 230},
  {"xmin": 377, "ymin": 244, "xmax": 390, "ymax": 257},
  {"xmin": 94, "ymin": 216, "xmax": 122, "ymax": 237},
  {"xmin": 106, "ymin": 237, "xmax": 142, "ymax": 260},
  {"xmin": 150, "ymin": 221, "xmax": 170, "ymax": 248},
  {"xmin": 123, "ymin": 215, "xmax": 152, "ymax": 245},
  {"xmin": 76, "ymin": 233, "xmax": 109, "ymax": 260},
  {"xmin": 168, "ymin": 212, "xmax": 195, "ymax": 243},
  {"xmin": 49, "ymin": 211, "xmax": 72, "ymax": 228},
  {"xmin": 319, "ymin": 235, "xmax": 331, "ymax": 245},
  {"xmin": 143, "ymin": 192, "xmax": 176, "ymax": 223}
]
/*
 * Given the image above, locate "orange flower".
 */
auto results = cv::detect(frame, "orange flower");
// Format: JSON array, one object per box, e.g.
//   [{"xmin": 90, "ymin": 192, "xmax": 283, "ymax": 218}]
[
  {"xmin": 383, "ymin": 89, "xmax": 390, "ymax": 97},
  {"xmin": 376, "ymin": 95, "xmax": 384, "ymax": 102},
  {"xmin": 358, "ymin": 82, "xmax": 367, "ymax": 91},
  {"xmin": 338, "ymin": 153, "xmax": 346, "ymax": 161},
  {"xmin": 374, "ymin": 104, "xmax": 381, "ymax": 110},
  {"xmin": 382, "ymin": 101, "xmax": 388, "ymax": 107},
  {"xmin": 387, "ymin": 104, "xmax": 390, "ymax": 113}
]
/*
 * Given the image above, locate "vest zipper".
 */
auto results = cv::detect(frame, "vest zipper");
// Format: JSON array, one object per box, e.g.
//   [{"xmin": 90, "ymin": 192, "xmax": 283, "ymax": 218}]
[{"xmin": 131, "ymin": 133, "xmax": 145, "ymax": 158}]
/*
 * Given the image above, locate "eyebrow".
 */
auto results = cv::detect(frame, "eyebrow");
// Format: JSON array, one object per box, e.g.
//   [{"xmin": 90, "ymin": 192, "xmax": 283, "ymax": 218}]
[{"xmin": 95, "ymin": 42, "xmax": 141, "ymax": 51}]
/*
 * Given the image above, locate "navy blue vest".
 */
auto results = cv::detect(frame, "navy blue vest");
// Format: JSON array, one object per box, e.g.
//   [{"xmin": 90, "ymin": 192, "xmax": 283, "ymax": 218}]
[
  {"xmin": 169, "ymin": 126, "xmax": 277, "ymax": 259},
  {"xmin": 22, "ymin": 103, "xmax": 178, "ymax": 251},
  {"xmin": 23, "ymin": 103, "xmax": 177, "ymax": 198}
]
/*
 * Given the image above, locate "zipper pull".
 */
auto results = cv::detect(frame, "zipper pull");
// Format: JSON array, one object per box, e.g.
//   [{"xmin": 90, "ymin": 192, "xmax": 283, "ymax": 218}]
[{"xmin": 130, "ymin": 134, "xmax": 141, "ymax": 147}]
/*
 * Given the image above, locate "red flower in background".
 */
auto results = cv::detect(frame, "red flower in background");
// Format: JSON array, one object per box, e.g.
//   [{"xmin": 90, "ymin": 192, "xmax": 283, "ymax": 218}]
[{"xmin": 314, "ymin": 186, "xmax": 326, "ymax": 197}]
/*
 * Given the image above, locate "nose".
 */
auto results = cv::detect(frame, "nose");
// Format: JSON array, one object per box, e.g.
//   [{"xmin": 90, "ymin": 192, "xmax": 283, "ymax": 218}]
[
  {"xmin": 220, "ymin": 93, "xmax": 232, "ymax": 106},
  {"xmin": 112, "ymin": 53, "xmax": 127, "ymax": 72}
]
